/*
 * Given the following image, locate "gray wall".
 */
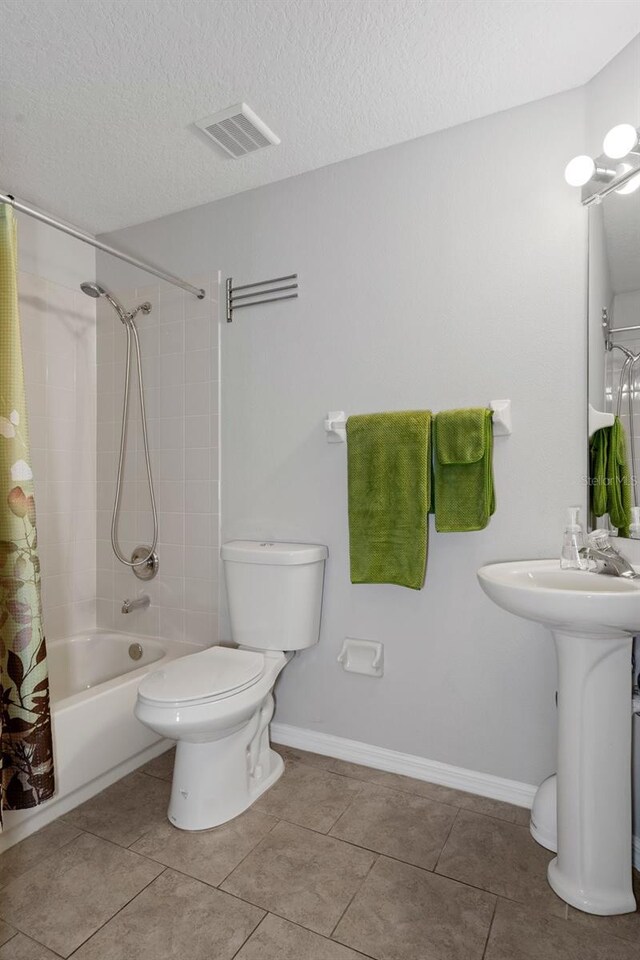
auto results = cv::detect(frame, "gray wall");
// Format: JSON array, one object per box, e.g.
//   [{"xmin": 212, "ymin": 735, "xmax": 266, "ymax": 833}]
[{"xmin": 100, "ymin": 85, "xmax": 588, "ymax": 787}]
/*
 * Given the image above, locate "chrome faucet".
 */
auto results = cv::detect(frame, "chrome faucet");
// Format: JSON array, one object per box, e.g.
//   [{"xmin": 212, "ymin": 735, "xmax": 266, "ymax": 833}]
[
  {"xmin": 579, "ymin": 531, "xmax": 640, "ymax": 580},
  {"xmin": 122, "ymin": 595, "xmax": 150, "ymax": 614}
]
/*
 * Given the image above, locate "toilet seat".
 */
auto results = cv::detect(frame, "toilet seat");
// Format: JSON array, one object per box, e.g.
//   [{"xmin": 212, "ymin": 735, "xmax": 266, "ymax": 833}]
[{"xmin": 138, "ymin": 646, "xmax": 264, "ymax": 707}]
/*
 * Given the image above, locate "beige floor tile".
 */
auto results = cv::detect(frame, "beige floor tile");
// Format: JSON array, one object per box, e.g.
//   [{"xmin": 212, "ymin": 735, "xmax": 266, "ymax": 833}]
[
  {"xmin": 485, "ymin": 898, "xmax": 640, "ymax": 959},
  {"xmin": 139, "ymin": 746, "xmax": 176, "ymax": 782},
  {"xmin": 368, "ymin": 771, "xmax": 530, "ymax": 825},
  {"xmin": 435, "ymin": 810, "xmax": 566, "ymax": 918},
  {"xmin": 330, "ymin": 783, "xmax": 457, "ymax": 870},
  {"xmin": 130, "ymin": 808, "xmax": 277, "ymax": 886},
  {"xmin": 272, "ymin": 744, "xmax": 335, "ymax": 770},
  {"xmin": 456, "ymin": 793, "xmax": 531, "ymax": 826},
  {"xmin": 334, "ymin": 855, "xmax": 495, "ymax": 960},
  {"xmin": 274, "ymin": 753, "xmax": 530, "ymax": 825},
  {"xmin": 567, "ymin": 872, "xmax": 640, "ymax": 945},
  {"xmin": 368, "ymin": 770, "xmax": 469, "ymax": 801},
  {"xmin": 72, "ymin": 869, "xmax": 263, "ymax": 960},
  {"xmin": 235, "ymin": 914, "xmax": 368, "ymax": 959},
  {"xmin": 326, "ymin": 759, "xmax": 381, "ymax": 781},
  {"xmin": 253, "ymin": 761, "xmax": 363, "ymax": 833},
  {"xmin": 0, "ymin": 924, "xmax": 14, "ymax": 949},
  {"xmin": 0, "ymin": 933, "xmax": 61, "ymax": 960},
  {"xmin": 64, "ymin": 771, "xmax": 170, "ymax": 846},
  {"xmin": 274, "ymin": 747, "xmax": 381, "ymax": 783},
  {"xmin": 0, "ymin": 832, "xmax": 163, "ymax": 958},
  {"xmin": 221, "ymin": 820, "xmax": 376, "ymax": 936},
  {"xmin": 0, "ymin": 821, "xmax": 81, "ymax": 889}
]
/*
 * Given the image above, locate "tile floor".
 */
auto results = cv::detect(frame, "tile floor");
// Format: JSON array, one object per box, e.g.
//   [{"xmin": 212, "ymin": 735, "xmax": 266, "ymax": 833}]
[{"xmin": 1, "ymin": 745, "xmax": 639, "ymax": 959}]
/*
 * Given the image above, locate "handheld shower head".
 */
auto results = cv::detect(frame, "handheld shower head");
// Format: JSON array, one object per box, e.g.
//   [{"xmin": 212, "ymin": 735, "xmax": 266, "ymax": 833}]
[
  {"xmin": 80, "ymin": 281, "xmax": 106, "ymax": 298},
  {"xmin": 80, "ymin": 281, "xmax": 130, "ymax": 322}
]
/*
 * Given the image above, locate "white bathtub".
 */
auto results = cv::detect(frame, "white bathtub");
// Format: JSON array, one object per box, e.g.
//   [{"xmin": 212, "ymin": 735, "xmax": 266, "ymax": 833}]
[{"xmin": 0, "ymin": 631, "xmax": 200, "ymax": 853}]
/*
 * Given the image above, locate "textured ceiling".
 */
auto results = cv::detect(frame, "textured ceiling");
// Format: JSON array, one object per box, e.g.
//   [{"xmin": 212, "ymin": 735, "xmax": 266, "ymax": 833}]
[{"xmin": 1, "ymin": 0, "xmax": 639, "ymax": 233}]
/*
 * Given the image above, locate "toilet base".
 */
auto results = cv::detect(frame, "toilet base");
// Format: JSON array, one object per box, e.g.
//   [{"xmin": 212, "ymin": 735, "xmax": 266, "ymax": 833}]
[{"xmin": 167, "ymin": 696, "xmax": 283, "ymax": 830}]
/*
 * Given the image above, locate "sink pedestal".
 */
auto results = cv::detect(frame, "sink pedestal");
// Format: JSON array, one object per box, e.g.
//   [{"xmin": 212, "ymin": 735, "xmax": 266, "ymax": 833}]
[
  {"xmin": 478, "ymin": 559, "xmax": 640, "ymax": 915},
  {"xmin": 547, "ymin": 629, "xmax": 635, "ymax": 915}
]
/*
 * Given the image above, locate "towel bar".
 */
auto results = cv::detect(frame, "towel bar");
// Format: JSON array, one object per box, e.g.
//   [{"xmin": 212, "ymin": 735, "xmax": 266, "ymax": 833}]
[{"xmin": 323, "ymin": 401, "xmax": 512, "ymax": 442}]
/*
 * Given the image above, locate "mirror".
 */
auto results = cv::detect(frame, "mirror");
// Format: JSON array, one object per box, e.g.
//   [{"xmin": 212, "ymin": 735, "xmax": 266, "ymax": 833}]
[{"xmin": 588, "ymin": 154, "xmax": 640, "ymax": 537}]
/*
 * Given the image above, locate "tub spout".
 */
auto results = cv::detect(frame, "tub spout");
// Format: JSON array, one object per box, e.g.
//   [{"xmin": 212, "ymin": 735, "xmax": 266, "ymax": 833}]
[{"xmin": 122, "ymin": 595, "xmax": 150, "ymax": 614}]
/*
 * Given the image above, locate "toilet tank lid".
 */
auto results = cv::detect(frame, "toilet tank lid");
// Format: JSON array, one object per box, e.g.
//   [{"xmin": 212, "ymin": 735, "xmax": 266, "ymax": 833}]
[{"xmin": 221, "ymin": 540, "xmax": 328, "ymax": 565}]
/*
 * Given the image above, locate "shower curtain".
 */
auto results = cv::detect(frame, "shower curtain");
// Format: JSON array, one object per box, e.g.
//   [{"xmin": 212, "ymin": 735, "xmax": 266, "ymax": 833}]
[{"xmin": 0, "ymin": 204, "xmax": 54, "ymax": 825}]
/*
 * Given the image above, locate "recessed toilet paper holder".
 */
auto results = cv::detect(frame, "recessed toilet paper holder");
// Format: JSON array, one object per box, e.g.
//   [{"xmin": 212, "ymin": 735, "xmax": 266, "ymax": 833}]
[{"xmin": 337, "ymin": 638, "xmax": 384, "ymax": 678}]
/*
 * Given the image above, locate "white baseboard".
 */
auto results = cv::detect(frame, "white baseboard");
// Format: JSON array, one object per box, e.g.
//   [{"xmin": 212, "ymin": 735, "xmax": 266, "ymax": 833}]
[{"xmin": 271, "ymin": 722, "xmax": 537, "ymax": 810}]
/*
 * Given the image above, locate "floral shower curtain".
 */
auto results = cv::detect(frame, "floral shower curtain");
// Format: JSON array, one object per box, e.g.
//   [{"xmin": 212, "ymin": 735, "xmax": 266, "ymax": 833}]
[{"xmin": 0, "ymin": 204, "xmax": 54, "ymax": 825}]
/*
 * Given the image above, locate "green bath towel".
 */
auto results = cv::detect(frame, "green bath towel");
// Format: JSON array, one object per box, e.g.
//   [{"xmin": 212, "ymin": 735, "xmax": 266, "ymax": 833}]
[
  {"xmin": 346, "ymin": 411, "xmax": 431, "ymax": 590},
  {"xmin": 590, "ymin": 417, "xmax": 632, "ymax": 537},
  {"xmin": 434, "ymin": 408, "xmax": 495, "ymax": 532}
]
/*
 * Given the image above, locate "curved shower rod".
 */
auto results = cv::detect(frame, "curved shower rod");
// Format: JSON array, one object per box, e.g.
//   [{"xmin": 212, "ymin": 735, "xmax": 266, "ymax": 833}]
[{"xmin": 0, "ymin": 191, "xmax": 205, "ymax": 300}]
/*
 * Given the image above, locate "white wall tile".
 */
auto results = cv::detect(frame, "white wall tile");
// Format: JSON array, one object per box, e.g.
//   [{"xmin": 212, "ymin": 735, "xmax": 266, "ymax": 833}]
[
  {"xmin": 184, "ymin": 381, "xmax": 209, "ymax": 416},
  {"xmin": 185, "ymin": 447, "xmax": 209, "ymax": 482},
  {"xmin": 159, "ymin": 321, "xmax": 184, "ymax": 355},
  {"xmin": 96, "ymin": 280, "xmax": 220, "ymax": 645},
  {"xmin": 185, "ymin": 316, "xmax": 210, "ymax": 352}
]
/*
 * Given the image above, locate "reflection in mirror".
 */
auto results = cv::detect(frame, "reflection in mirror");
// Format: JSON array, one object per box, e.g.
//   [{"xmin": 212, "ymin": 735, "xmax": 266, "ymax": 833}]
[{"xmin": 588, "ymin": 158, "xmax": 640, "ymax": 538}]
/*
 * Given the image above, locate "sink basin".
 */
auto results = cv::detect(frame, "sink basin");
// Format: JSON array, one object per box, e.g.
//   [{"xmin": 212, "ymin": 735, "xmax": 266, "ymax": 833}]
[
  {"xmin": 478, "ymin": 559, "xmax": 640, "ymax": 635},
  {"xmin": 478, "ymin": 559, "xmax": 639, "ymax": 917}
]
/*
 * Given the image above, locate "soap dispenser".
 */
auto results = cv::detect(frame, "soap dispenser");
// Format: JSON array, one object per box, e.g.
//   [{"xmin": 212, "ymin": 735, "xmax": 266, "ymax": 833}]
[
  {"xmin": 631, "ymin": 507, "xmax": 640, "ymax": 539},
  {"xmin": 560, "ymin": 506, "xmax": 588, "ymax": 570}
]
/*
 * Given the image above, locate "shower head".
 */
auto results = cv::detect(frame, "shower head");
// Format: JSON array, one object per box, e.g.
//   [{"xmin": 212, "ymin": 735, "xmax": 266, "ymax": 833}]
[
  {"xmin": 80, "ymin": 281, "xmax": 106, "ymax": 298},
  {"xmin": 80, "ymin": 280, "xmax": 131, "ymax": 323}
]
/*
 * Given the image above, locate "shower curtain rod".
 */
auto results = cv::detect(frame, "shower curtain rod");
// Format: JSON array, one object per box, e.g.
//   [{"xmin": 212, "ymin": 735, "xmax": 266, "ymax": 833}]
[{"xmin": 0, "ymin": 192, "xmax": 206, "ymax": 300}]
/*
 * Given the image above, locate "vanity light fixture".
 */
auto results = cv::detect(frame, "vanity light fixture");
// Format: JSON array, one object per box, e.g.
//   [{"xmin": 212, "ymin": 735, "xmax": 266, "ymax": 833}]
[
  {"xmin": 564, "ymin": 155, "xmax": 616, "ymax": 187},
  {"xmin": 603, "ymin": 123, "xmax": 640, "ymax": 160},
  {"xmin": 614, "ymin": 163, "xmax": 640, "ymax": 195},
  {"xmin": 564, "ymin": 119, "xmax": 640, "ymax": 205}
]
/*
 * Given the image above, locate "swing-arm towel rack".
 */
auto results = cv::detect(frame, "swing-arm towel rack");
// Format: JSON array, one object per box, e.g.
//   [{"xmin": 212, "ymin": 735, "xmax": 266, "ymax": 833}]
[{"xmin": 226, "ymin": 274, "xmax": 298, "ymax": 322}]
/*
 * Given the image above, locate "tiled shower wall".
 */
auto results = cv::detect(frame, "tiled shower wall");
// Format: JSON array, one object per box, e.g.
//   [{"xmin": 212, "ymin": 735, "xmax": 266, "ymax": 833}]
[
  {"xmin": 95, "ymin": 276, "xmax": 220, "ymax": 645},
  {"xmin": 19, "ymin": 270, "xmax": 97, "ymax": 639}
]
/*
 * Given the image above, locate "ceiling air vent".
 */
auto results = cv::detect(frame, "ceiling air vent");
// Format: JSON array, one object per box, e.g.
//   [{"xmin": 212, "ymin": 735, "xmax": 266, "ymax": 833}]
[{"xmin": 195, "ymin": 103, "xmax": 280, "ymax": 158}]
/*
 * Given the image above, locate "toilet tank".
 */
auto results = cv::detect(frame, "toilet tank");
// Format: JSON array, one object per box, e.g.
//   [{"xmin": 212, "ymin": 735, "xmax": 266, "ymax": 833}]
[{"xmin": 221, "ymin": 540, "xmax": 328, "ymax": 651}]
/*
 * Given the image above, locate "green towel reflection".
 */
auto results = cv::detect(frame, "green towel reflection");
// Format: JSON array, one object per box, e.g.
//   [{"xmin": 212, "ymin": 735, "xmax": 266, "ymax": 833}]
[{"xmin": 590, "ymin": 417, "xmax": 632, "ymax": 537}]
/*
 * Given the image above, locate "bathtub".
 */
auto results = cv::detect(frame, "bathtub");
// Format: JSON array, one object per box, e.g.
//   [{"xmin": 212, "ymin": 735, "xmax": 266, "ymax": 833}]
[{"xmin": 0, "ymin": 631, "xmax": 200, "ymax": 853}]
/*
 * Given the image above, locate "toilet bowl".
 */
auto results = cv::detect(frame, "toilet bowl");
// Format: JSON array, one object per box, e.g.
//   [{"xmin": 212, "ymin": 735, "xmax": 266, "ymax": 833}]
[{"xmin": 135, "ymin": 540, "xmax": 327, "ymax": 830}]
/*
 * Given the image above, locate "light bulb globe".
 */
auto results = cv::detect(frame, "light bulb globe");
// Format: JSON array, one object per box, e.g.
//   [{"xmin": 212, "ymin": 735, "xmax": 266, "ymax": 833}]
[
  {"xmin": 615, "ymin": 163, "xmax": 640, "ymax": 195},
  {"xmin": 564, "ymin": 155, "xmax": 595, "ymax": 187},
  {"xmin": 603, "ymin": 124, "xmax": 638, "ymax": 160}
]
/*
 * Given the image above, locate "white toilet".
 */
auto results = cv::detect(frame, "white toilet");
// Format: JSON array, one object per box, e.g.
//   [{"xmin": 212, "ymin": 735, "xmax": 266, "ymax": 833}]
[{"xmin": 135, "ymin": 540, "xmax": 327, "ymax": 830}]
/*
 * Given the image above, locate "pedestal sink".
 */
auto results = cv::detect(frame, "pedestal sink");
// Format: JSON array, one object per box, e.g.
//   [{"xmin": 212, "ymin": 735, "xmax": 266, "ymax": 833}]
[{"xmin": 477, "ymin": 559, "xmax": 639, "ymax": 916}]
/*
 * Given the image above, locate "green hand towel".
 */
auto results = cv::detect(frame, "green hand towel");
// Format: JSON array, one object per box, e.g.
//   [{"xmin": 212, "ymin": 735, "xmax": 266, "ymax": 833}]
[
  {"xmin": 434, "ymin": 408, "xmax": 495, "ymax": 532},
  {"xmin": 590, "ymin": 417, "xmax": 632, "ymax": 537},
  {"xmin": 346, "ymin": 411, "xmax": 431, "ymax": 590}
]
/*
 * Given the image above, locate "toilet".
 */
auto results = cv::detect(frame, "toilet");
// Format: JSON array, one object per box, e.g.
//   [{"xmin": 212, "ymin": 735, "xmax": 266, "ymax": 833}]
[{"xmin": 135, "ymin": 540, "xmax": 328, "ymax": 830}]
